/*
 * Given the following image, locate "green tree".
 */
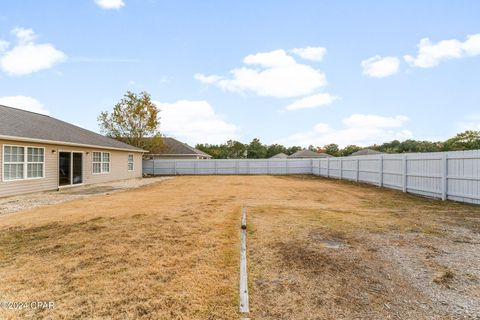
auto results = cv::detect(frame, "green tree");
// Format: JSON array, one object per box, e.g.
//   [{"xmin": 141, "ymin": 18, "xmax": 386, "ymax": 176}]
[
  {"xmin": 266, "ymin": 144, "xmax": 287, "ymax": 158},
  {"xmin": 444, "ymin": 130, "xmax": 480, "ymax": 151},
  {"xmin": 323, "ymin": 143, "xmax": 340, "ymax": 156},
  {"xmin": 226, "ymin": 140, "xmax": 247, "ymax": 158},
  {"xmin": 339, "ymin": 145, "xmax": 362, "ymax": 156},
  {"xmin": 98, "ymin": 91, "xmax": 162, "ymax": 151},
  {"xmin": 247, "ymin": 138, "xmax": 267, "ymax": 158}
]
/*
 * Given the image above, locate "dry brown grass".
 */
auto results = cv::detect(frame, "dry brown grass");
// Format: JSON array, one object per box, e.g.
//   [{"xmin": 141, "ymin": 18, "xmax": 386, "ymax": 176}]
[
  {"xmin": 0, "ymin": 177, "xmax": 243, "ymax": 319},
  {"xmin": 0, "ymin": 175, "xmax": 479, "ymax": 319}
]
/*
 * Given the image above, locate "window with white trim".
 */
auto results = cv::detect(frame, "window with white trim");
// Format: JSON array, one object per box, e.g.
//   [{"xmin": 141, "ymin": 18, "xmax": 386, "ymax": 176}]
[
  {"xmin": 128, "ymin": 154, "xmax": 134, "ymax": 171},
  {"xmin": 92, "ymin": 151, "xmax": 110, "ymax": 174},
  {"xmin": 27, "ymin": 147, "xmax": 45, "ymax": 178},
  {"xmin": 3, "ymin": 145, "xmax": 44, "ymax": 181}
]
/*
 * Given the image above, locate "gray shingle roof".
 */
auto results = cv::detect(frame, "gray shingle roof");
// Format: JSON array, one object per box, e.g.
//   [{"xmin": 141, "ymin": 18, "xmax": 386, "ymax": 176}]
[
  {"xmin": 270, "ymin": 152, "xmax": 288, "ymax": 159},
  {"xmin": 288, "ymin": 150, "xmax": 333, "ymax": 158},
  {"xmin": 0, "ymin": 105, "xmax": 144, "ymax": 152},
  {"xmin": 350, "ymin": 149, "xmax": 383, "ymax": 156},
  {"xmin": 153, "ymin": 137, "xmax": 212, "ymax": 157}
]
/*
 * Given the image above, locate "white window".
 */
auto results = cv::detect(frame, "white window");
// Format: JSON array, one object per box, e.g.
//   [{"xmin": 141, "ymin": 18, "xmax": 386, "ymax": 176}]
[
  {"xmin": 3, "ymin": 145, "xmax": 44, "ymax": 181},
  {"xmin": 128, "ymin": 154, "xmax": 134, "ymax": 171},
  {"xmin": 92, "ymin": 151, "xmax": 110, "ymax": 174},
  {"xmin": 27, "ymin": 147, "xmax": 45, "ymax": 178}
]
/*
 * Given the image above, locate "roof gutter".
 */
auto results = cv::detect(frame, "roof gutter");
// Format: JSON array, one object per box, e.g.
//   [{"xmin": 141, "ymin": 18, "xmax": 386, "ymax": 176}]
[{"xmin": 0, "ymin": 135, "xmax": 147, "ymax": 153}]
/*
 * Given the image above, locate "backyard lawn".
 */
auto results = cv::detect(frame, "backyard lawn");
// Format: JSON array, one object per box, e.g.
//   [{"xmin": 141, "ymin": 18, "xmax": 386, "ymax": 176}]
[{"xmin": 0, "ymin": 176, "xmax": 479, "ymax": 319}]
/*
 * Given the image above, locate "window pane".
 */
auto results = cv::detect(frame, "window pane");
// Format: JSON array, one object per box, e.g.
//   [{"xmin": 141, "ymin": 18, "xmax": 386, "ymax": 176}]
[
  {"xmin": 16, "ymin": 164, "xmax": 23, "ymax": 179},
  {"xmin": 4, "ymin": 146, "xmax": 11, "ymax": 162},
  {"xmin": 102, "ymin": 163, "xmax": 110, "ymax": 173},
  {"xmin": 93, "ymin": 152, "xmax": 101, "ymax": 162},
  {"xmin": 4, "ymin": 163, "xmax": 24, "ymax": 180},
  {"xmin": 4, "ymin": 146, "xmax": 24, "ymax": 163},
  {"xmin": 102, "ymin": 152, "xmax": 110, "ymax": 162},
  {"xmin": 26, "ymin": 148, "xmax": 44, "ymax": 164},
  {"xmin": 93, "ymin": 163, "xmax": 101, "ymax": 173},
  {"xmin": 27, "ymin": 163, "xmax": 43, "ymax": 178}
]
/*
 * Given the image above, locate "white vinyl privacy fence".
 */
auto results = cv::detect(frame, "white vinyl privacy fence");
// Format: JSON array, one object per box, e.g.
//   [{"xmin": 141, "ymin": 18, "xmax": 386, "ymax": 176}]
[
  {"xmin": 143, "ymin": 150, "xmax": 480, "ymax": 205},
  {"xmin": 143, "ymin": 158, "xmax": 313, "ymax": 176}
]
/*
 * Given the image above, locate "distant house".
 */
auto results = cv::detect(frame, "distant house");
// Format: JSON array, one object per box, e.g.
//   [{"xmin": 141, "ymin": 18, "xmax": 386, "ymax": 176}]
[
  {"xmin": 0, "ymin": 105, "xmax": 145, "ymax": 198},
  {"xmin": 349, "ymin": 149, "xmax": 383, "ymax": 156},
  {"xmin": 144, "ymin": 137, "xmax": 212, "ymax": 160},
  {"xmin": 270, "ymin": 152, "xmax": 288, "ymax": 159},
  {"xmin": 288, "ymin": 150, "xmax": 333, "ymax": 158}
]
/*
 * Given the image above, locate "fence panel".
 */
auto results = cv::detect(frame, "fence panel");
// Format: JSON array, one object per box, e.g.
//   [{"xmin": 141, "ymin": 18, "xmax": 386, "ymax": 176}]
[{"xmin": 143, "ymin": 150, "xmax": 480, "ymax": 205}]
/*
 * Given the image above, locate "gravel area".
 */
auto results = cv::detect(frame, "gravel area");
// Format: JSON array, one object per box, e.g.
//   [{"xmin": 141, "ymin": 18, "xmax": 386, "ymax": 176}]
[
  {"xmin": 374, "ymin": 226, "xmax": 480, "ymax": 319},
  {"xmin": 0, "ymin": 177, "xmax": 172, "ymax": 215}
]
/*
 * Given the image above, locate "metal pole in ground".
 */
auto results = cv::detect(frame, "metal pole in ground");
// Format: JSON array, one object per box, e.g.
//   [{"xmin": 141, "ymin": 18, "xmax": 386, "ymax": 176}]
[{"xmin": 239, "ymin": 207, "xmax": 250, "ymax": 315}]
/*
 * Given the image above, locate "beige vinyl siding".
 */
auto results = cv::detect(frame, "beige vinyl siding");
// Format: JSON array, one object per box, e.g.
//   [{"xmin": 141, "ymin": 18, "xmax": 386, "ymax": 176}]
[
  {"xmin": 0, "ymin": 140, "xmax": 58, "ymax": 197},
  {"xmin": 0, "ymin": 139, "xmax": 143, "ymax": 198}
]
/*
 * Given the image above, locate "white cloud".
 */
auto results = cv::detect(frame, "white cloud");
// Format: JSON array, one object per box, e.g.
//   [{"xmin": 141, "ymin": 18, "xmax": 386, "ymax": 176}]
[
  {"xmin": 0, "ymin": 96, "xmax": 49, "ymax": 115},
  {"xmin": 361, "ymin": 55, "xmax": 400, "ymax": 78},
  {"xmin": 463, "ymin": 34, "xmax": 480, "ymax": 56},
  {"xmin": 196, "ymin": 49, "xmax": 327, "ymax": 98},
  {"xmin": 284, "ymin": 93, "xmax": 338, "ymax": 111},
  {"xmin": 404, "ymin": 33, "xmax": 480, "ymax": 68},
  {"xmin": 94, "ymin": 0, "xmax": 125, "ymax": 9},
  {"xmin": 276, "ymin": 114, "xmax": 411, "ymax": 147},
  {"xmin": 0, "ymin": 27, "xmax": 66, "ymax": 76},
  {"xmin": 194, "ymin": 73, "xmax": 223, "ymax": 84},
  {"xmin": 11, "ymin": 27, "xmax": 36, "ymax": 43},
  {"xmin": 154, "ymin": 100, "xmax": 239, "ymax": 145},
  {"xmin": 291, "ymin": 46, "xmax": 327, "ymax": 61}
]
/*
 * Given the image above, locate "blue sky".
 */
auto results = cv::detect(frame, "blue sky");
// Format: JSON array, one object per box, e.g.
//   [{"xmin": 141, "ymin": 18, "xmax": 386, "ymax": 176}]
[{"xmin": 1, "ymin": 0, "xmax": 479, "ymax": 147}]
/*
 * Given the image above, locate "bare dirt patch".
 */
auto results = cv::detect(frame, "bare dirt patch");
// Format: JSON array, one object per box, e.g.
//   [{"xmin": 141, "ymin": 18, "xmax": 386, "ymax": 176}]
[
  {"xmin": 0, "ymin": 177, "xmax": 171, "ymax": 215},
  {"xmin": 0, "ymin": 175, "xmax": 479, "ymax": 319}
]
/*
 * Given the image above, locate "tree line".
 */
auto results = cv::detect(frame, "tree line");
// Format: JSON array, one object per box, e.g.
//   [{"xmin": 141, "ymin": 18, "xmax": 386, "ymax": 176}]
[{"xmin": 196, "ymin": 130, "xmax": 480, "ymax": 159}]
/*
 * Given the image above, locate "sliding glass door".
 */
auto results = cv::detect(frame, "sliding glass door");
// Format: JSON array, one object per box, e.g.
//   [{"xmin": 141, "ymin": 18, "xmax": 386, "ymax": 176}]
[
  {"xmin": 59, "ymin": 152, "xmax": 83, "ymax": 186},
  {"xmin": 72, "ymin": 153, "xmax": 83, "ymax": 184}
]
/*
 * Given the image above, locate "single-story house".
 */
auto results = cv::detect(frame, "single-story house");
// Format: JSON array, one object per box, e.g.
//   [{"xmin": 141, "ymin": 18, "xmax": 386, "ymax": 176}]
[
  {"xmin": 349, "ymin": 148, "xmax": 383, "ymax": 156},
  {"xmin": 288, "ymin": 150, "xmax": 333, "ymax": 158},
  {"xmin": 143, "ymin": 137, "xmax": 212, "ymax": 160},
  {"xmin": 0, "ymin": 105, "xmax": 145, "ymax": 198},
  {"xmin": 270, "ymin": 152, "xmax": 288, "ymax": 159}
]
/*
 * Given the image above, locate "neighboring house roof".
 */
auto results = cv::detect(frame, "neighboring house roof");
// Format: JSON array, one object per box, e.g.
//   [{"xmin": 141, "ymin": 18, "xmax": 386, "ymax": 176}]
[
  {"xmin": 270, "ymin": 152, "xmax": 288, "ymax": 159},
  {"xmin": 150, "ymin": 137, "xmax": 212, "ymax": 158},
  {"xmin": 350, "ymin": 148, "xmax": 383, "ymax": 156},
  {"xmin": 288, "ymin": 150, "xmax": 333, "ymax": 158},
  {"xmin": 0, "ymin": 105, "xmax": 145, "ymax": 152}
]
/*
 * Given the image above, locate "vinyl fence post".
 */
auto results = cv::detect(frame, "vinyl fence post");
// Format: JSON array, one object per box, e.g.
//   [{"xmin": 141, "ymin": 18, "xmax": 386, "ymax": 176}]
[
  {"xmin": 356, "ymin": 158, "xmax": 359, "ymax": 182},
  {"xmin": 379, "ymin": 155, "xmax": 383, "ymax": 187},
  {"xmin": 194, "ymin": 161, "xmax": 197, "ymax": 175},
  {"xmin": 318, "ymin": 159, "xmax": 321, "ymax": 176},
  {"xmin": 402, "ymin": 155, "xmax": 407, "ymax": 193},
  {"xmin": 340, "ymin": 158, "xmax": 343, "ymax": 179},
  {"xmin": 286, "ymin": 160, "xmax": 289, "ymax": 175},
  {"xmin": 327, "ymin": 158, "xmax": 330, "ymax": 178},
  {"xmin": 174, "ymin": 160, "xmax": 177, "ymax": 175},
  {"xmin": 441, "ymin": 153, "xmax": 448, "ymax": 201},
  {"xmin": 214, "ymin": 160, "xmax": 218, "ymax": 175}
]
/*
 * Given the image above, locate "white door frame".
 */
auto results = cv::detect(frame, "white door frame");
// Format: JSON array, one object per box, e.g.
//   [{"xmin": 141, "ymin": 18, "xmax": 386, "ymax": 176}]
[{"xmin": 58, "ymin": 150, "xmax": 85, "ymax": 188}]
